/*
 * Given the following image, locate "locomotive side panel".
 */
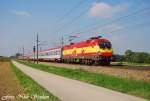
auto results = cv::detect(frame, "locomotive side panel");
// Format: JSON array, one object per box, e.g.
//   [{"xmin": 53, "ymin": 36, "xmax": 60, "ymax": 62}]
[{"xmin": 62, "ymin": 38, "xmax": 113, "ymax": 65}]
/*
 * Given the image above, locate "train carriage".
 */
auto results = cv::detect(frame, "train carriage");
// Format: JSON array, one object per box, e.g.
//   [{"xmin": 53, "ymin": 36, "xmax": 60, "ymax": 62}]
[
  {"xmin": 25, "ymin": 47, "xmax": 62, "ymax": 62},
  {"xmin": 38, "ymin": 47, "xmax": 62, "ymax": 61}
]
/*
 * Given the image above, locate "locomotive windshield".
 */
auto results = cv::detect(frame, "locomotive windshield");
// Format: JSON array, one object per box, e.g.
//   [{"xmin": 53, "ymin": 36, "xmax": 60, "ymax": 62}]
[{"xmin": 99, "ymin": 42, "xmax": 111, "ymax": 49}]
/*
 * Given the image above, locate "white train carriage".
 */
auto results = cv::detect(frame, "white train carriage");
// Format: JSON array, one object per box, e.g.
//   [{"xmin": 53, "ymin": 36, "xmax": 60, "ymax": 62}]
[{"xmin": 38, "ymin": 47, "xmax": 62, "ymax": 61}]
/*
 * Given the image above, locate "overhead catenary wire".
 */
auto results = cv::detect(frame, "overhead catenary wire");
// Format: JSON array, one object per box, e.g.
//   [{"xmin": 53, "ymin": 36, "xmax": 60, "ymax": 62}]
[
  {"xmin": 53, "ymin": 0, "xmax": 93, "ymax": 34},
  {"xmin": 102, "ymin": 21, "xmax": 150, "ymax": 35},
  {"xmin": 55, "ymin": 0, "xmax": 88, "ymax": 24},
  {"xmin": 68, "ymin": 7, "xmax": 150, "ymax": 35},
  {"xmin": 53, "ymin": 1, "xmax": 149, "ymax": 46},
  {"xmin": 75, "ymin": 18, "xmax": 150, "ymax": 43},
  {"xmin": 54, "ymin": 6, "xmax": 91, "ymax": 34}
]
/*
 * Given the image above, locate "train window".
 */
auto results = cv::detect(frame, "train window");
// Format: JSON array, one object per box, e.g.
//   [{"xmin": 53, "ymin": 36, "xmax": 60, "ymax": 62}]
[
  {"xmin": 99, "ymin": 42, "xmax": 111, "ymax": 49},
  {"xmin": 42, "ymin": 53, "xmax": 44, "ymax": 56},
  {"xmin": 45, "ymin": 50, "xmax": 61, "ymax": 56},
  {"xmin": 58, "ymin": 50, "xmax": 61, "ymax": 54},
  {"xmin": 50, "ymin": 51, "xmax": 52, "ymax": 55},
  {"xmin": 55, "ymin": 51, "xmax": 58, "ymax": 55},
  {"xmin": 52, "ymin": 51, "xmax": 54, "ymax": 55},
  {"xmin": 56, "ymin": 50, "xmax": 60, "ymax": 55},
  {"xmin": 53, "ymin": 51, "xmax": 55, "ymax": 55},
  {"xmin": 54, "ymin": 51, "xmax": 57, "ymax": 55}
]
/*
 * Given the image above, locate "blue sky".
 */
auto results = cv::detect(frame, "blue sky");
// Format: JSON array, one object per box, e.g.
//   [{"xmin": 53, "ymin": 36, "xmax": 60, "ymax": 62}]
[{"xmin": 0, "ymin": 0, "xmax": 150, "ymax": 56}]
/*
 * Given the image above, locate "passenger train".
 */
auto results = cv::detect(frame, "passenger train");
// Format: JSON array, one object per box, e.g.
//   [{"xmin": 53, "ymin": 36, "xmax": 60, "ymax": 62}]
[{"xmin": 22, "ymin": 36, "xmax": 113, "ymax": 65}]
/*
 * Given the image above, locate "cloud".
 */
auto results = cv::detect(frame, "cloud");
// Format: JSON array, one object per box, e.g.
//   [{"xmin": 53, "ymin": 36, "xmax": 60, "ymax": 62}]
[
  {"xmin": 89, "ymin": 2, "xmax": 129, "ymax": 18},
  {"xmin": 11, "ymin": 10, "xmax": 31, "ymax": 17}
]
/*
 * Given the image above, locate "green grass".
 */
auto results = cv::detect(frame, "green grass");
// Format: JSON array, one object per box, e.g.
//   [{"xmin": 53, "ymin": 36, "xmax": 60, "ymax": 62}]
[
  {"xmin": 111, "ymin": 62, "xmax": 150, "ymax": 67},
  {"xmin": 18, "ymin": 60, "xmax": 150, "ymax": 100},
  {"xmin": 123, "ymin": 62, "xmax": 150, "ymax": 67},
  {"xmin": 11, "ymin": 61, "xmax": 61, "ymax": 101}
]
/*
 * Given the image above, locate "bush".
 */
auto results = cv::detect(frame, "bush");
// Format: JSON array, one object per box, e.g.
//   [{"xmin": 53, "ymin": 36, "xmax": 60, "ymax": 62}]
[{"xmin": 125, "ymin": 50, "xmax": 150, "ymax": 63}]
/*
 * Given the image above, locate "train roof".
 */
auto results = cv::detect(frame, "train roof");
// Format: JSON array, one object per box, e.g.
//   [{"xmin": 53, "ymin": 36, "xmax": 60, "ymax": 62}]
[
  {"xmin": 39, "ymin": 47, "xmax": 61, "ymax": 53},
  {"xmin": 63, "ymin": 38, "xmax": 110, "ymax": 49},
  {"xmin": 25, "ymin": 36, "xmax": 110, "ymax": 55}
]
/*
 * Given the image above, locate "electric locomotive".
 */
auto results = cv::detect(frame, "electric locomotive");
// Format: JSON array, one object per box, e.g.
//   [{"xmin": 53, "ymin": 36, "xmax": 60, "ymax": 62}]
[{"xmin": 62, "ymin": 36, "xmax": 113, "ymax": 65}]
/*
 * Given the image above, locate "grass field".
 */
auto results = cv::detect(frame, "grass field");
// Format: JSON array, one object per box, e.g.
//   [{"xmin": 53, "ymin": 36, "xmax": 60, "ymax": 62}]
[
  {"xmin": 11, "ymin": 61, "xmax": 61, "ymax": 101},
  {"xmin": 111, "ymin": 62, "xmax": 150, "ymax": 67},
  {"xmin": 0, "ymin": 61, "xmax": 24, "ymax": 101},
  {"xmin": 18, "ymin": 60, "xmax": 150, "ymax": 100}
]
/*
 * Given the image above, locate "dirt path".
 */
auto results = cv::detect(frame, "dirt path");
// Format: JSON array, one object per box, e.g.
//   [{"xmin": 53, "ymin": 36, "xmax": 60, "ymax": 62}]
[
  {"xmin": 40, "ymin": 62, "xmax": 150, "ymax": 82},
  {"xmin": 13, "ymin": 61, "xmax": 147, "ymax": 101},
  {"xmin": 0, "ymin": 62, "xmax": 23, "ymax": 100}
]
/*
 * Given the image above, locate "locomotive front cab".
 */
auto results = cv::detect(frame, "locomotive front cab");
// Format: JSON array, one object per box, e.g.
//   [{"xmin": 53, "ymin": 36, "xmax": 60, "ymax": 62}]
[
  {"xmin": 97, "ymin": 40, "xmax": 113, "ymax": 65},
  {"xmin": 99, "ymin": 42, "xmax": 111, "ymax": 49},
  {"xmin": 99, "ymin": 41, "xmax": 113, "ymax": 56}
]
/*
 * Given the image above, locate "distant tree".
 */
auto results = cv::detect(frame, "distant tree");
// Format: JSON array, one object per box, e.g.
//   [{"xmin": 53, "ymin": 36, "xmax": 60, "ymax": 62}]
[
  {"xmin": 143, "ymin": 53, "xmax": 150, "ymax": 63},
  {"xmin": 133, "ymin": 52, "xmax": 150, "ymax": 63},
  {"xmin": 0, "ymin": 56, "xmax": 10, "ymax": 62},
  {"xmin": 124, "ymin": 50, "xmax": 150, "ymax": 63},
  {"xmin": 113, "ymin": 54, "xmax": 125, "ymax": 62},
  {"xmin": 15, "ymin": 53, "xmax": 22, "ymax": 58},
  {"xmin": 10, "ymin": 56, "xmax": 15, "ymax": 59},
  {"xmin": 148, "ymin": 55, "xmax": 150, "ymax": 63},
  {"xmin": 125, "ymin": 50, "xmax": 134, "ymax": 62},
  {"xmin": 132, "ymin": 53, "xmax": 142, "ymax": 63}
]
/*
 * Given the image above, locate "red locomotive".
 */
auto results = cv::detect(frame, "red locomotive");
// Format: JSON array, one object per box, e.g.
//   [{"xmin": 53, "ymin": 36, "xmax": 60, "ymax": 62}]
[{"xmin": 62, "ymin": 36, "xmax": 112, "ymax": 65}]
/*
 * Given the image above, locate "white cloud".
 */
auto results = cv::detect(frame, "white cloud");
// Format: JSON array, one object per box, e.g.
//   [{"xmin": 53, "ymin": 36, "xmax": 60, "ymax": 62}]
[
  {"xmin": 11, "ymin": 10, "xmax": 31, "ymax": 17},
  {"xmin": 89, "ymin": 2, "xmax": 128, "ymax": 18}
]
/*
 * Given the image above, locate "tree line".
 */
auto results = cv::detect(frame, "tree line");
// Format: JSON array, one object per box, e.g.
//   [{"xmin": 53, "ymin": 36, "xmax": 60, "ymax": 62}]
[
  {"xmin": 113, "ymin": 50, "xmax": 150, "ymax": 64},
  {"xmin": 0, "ymin": 56, "xmax": 10, "ymax": 62}
]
